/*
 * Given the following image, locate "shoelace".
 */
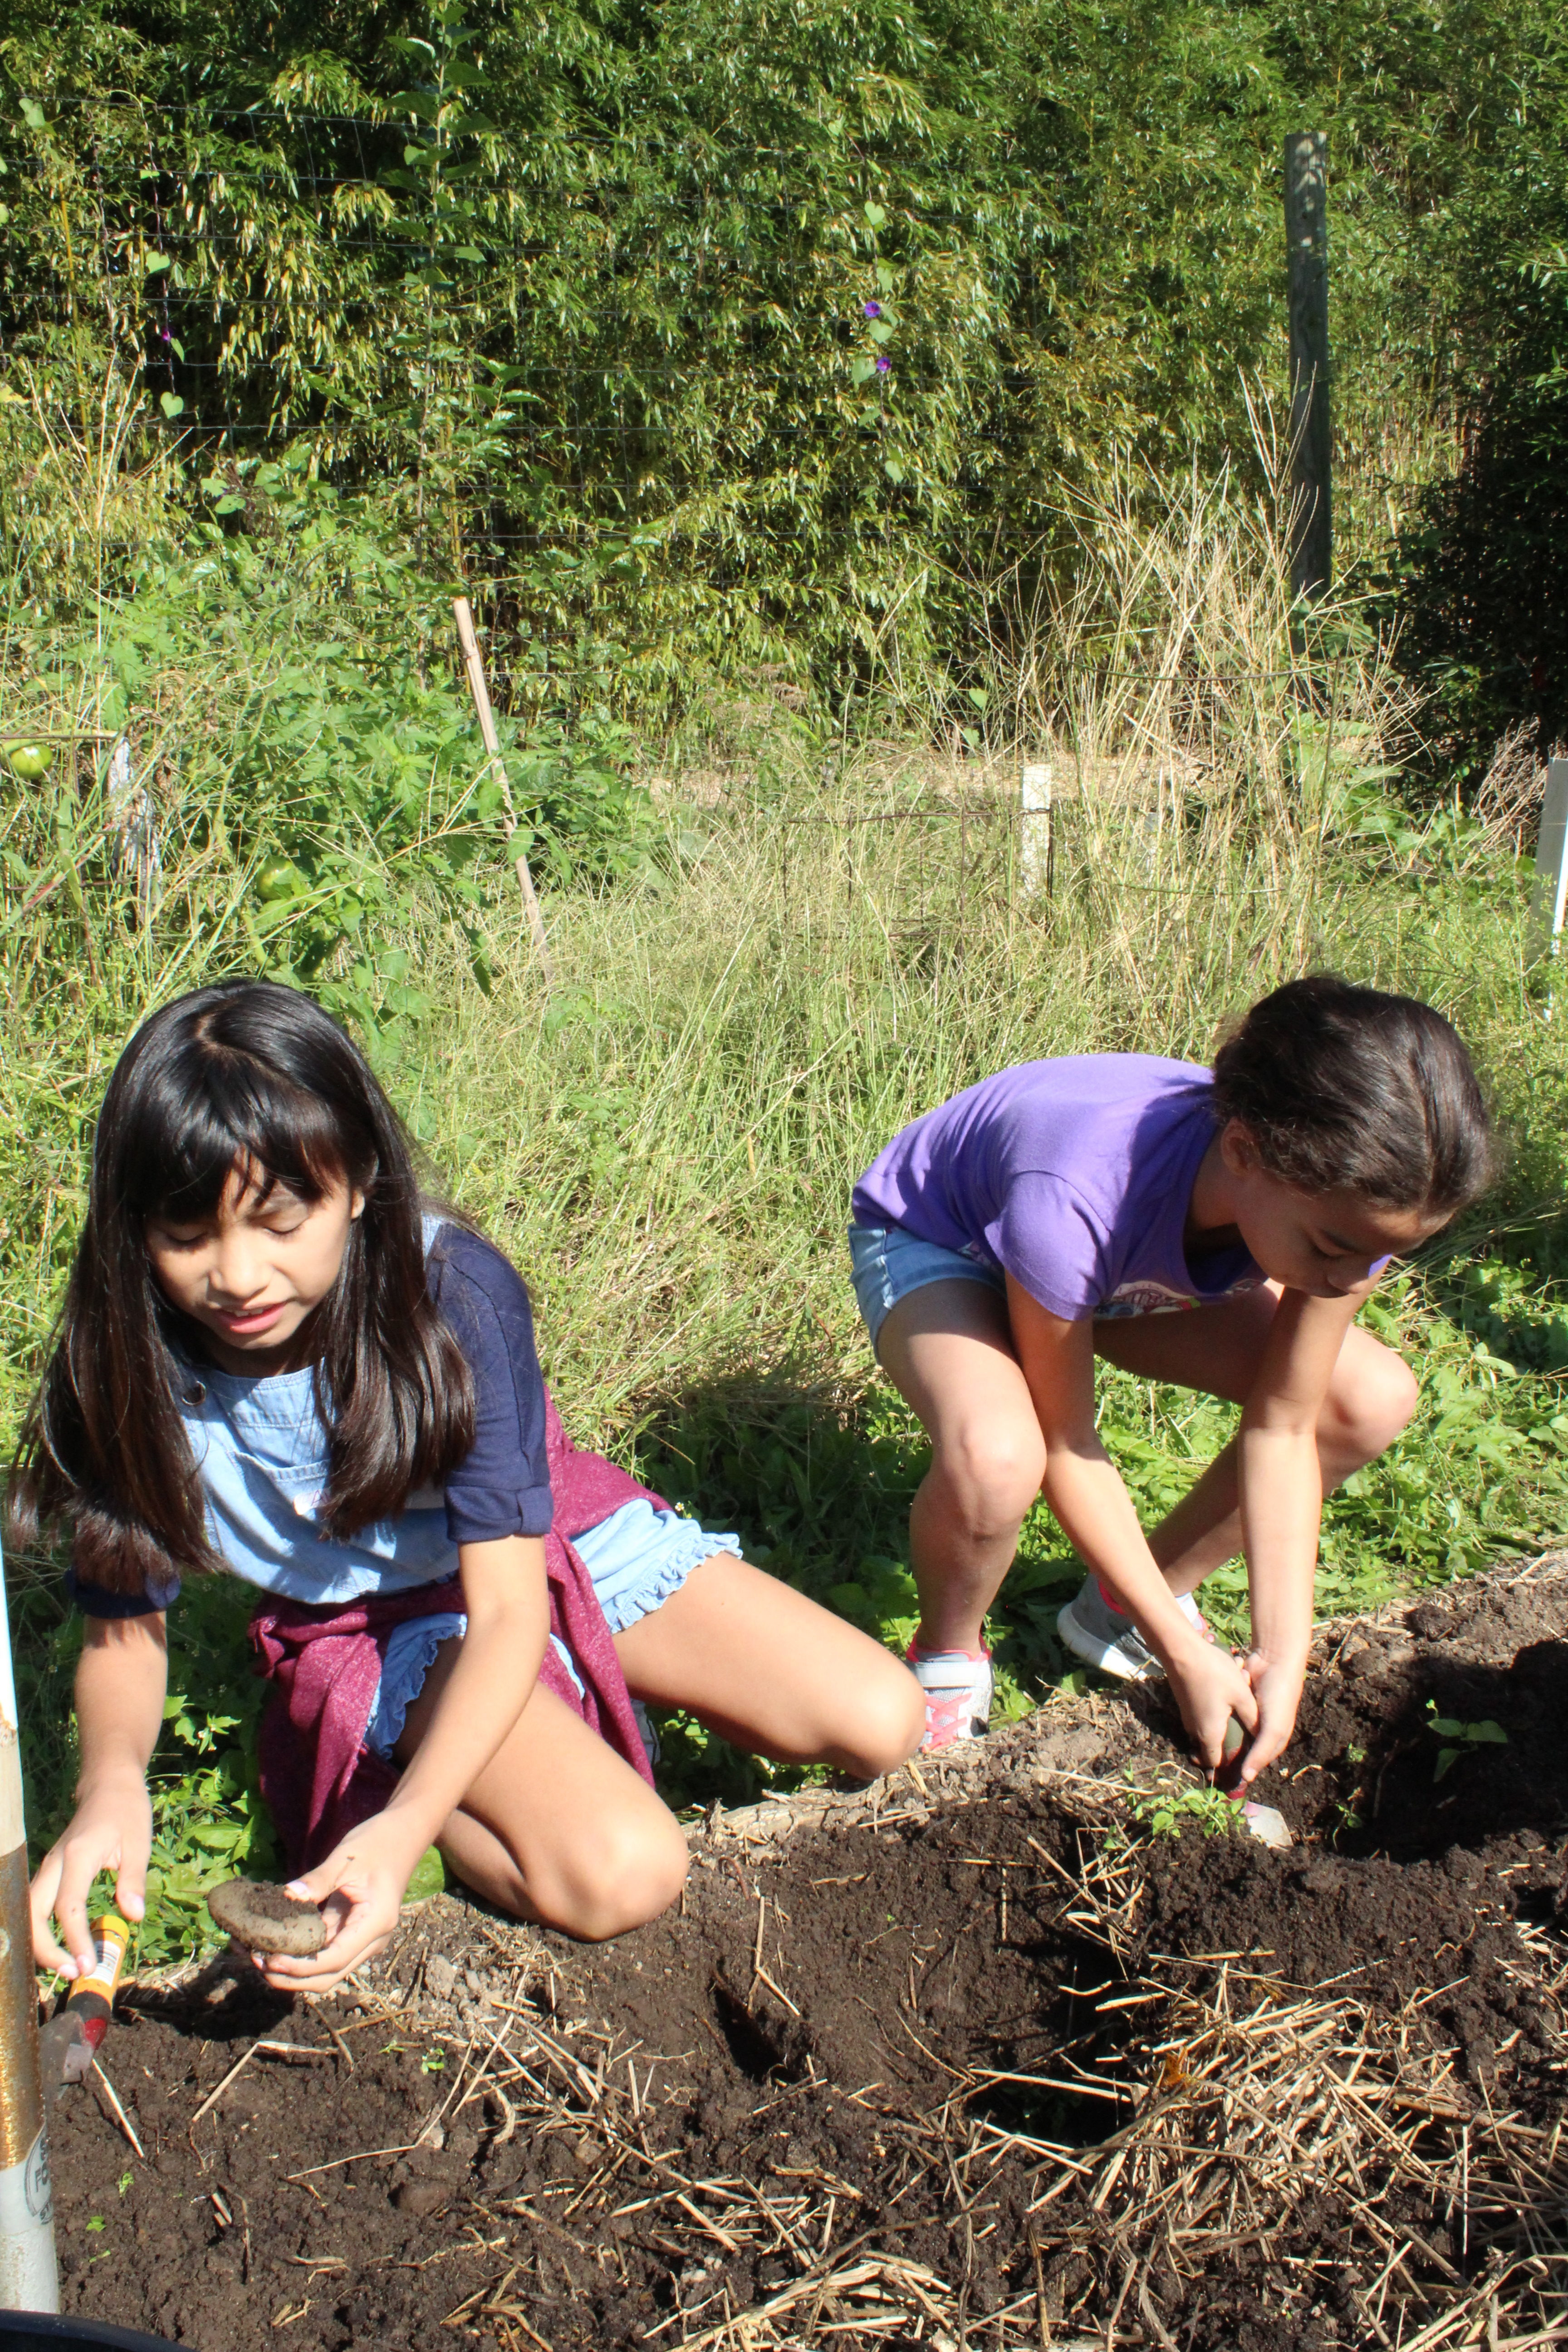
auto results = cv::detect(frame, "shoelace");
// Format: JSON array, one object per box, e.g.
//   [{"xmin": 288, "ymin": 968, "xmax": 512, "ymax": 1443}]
[{"xmin": 921, "ymin": 1681, "xmax": 979, "ymax": 1748}]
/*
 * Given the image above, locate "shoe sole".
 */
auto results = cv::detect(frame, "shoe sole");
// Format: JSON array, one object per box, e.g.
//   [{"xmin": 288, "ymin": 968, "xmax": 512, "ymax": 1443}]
[{"xmin": 1056, "ymin": 1597, "xmax": 1164, "ymax": 1683}]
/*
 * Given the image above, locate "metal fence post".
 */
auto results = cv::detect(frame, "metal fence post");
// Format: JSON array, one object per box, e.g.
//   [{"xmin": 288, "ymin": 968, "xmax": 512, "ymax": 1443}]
[{"xmin": 1285, "ymin": 132, "xmax": 1331, "ymax": 603}]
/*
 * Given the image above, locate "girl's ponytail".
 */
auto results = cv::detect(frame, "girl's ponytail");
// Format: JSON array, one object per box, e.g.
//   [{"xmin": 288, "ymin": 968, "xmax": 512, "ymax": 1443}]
[{"xmin": 1210, "ymin": 975, "xmax": 1494, "ymax": 1216}]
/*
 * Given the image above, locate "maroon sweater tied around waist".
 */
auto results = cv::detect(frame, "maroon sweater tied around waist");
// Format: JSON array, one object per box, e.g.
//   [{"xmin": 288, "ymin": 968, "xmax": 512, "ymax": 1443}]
[{"xmin": 250, "ymin": 1391, "xmax": 663, "ymax": 1875}]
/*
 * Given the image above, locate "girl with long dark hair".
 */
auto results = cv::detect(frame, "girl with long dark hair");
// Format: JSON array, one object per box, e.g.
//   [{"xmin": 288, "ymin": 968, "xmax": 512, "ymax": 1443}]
[
  {"xmin": 18, "ymin": 979, "xmax": 923, "ymax": 1992},
  {"xmin": 848, "ymin": 977, "xmax": 1494, "ymax": 1772}
]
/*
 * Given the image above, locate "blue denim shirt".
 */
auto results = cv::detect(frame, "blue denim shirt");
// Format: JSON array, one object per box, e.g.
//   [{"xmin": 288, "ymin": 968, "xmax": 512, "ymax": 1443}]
[
  {"xmin": 177, "ymin": 1356, "xmax": 458, "ymax": 1606},
  {"xmin": 70, "ymin": 1217, "xmax": 554, "ymax": 1617}
]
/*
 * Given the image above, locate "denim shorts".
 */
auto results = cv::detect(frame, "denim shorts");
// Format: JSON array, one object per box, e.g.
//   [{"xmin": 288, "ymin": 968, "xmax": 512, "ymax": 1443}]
[
  {"xmin": 848, "ymin": 1220, "xmax": 1007, "ymax": 1356},
  {"xmin": 364, "ymin": 1498, "xmax": 740, "ymax": 1759}
]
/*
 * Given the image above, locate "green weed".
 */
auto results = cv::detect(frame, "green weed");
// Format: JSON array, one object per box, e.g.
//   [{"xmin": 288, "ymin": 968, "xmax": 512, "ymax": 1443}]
[
  {"xmin": 1127, "ymin": 1784, "xmax": 1243, "ymax": 1841},
  {"xmin": 1426, "ymin": 1700, "xmax": 1509, "ymax": 1784}
]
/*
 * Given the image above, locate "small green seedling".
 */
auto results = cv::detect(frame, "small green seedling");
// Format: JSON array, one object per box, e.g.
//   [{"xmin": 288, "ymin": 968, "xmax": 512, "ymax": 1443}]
[
  {"xmin": 1129, "ymin": 1784, "xmax": 1241, "ymax": 1841},
  {"xmin": 117, "ymin": 2171, "xmax": 132, "ymax": 2196},
  {"xmin": 420, "ymin": 2046, "xmax": 447, "ymax": 2074},
  {"xmin": 86, "ymin": 2217, "xmax": 105, "ymax": 2233},
  {"xmin": 1426, "ymin": 1699, "xmax": 1508, "ymax": 1782}
]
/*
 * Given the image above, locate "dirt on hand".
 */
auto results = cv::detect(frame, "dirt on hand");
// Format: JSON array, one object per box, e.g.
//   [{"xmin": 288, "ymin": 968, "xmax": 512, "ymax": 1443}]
[{"xmin": 48, "ymin": 1558, "xmax": 1568, "ymax": 2352}]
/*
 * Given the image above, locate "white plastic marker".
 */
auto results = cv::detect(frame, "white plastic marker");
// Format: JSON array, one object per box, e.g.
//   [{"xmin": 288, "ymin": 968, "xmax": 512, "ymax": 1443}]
[
  {"xmin": 1531, "ymin": 757, "xmax": 1568, "ymax": 961},
  {"xmin": 1019, "ymin": 762, "xmax": 1053, "ymax": 897},
  {"xmin": 0, "ymin": 1549, "xmax": 58, "ymax": 2312}
]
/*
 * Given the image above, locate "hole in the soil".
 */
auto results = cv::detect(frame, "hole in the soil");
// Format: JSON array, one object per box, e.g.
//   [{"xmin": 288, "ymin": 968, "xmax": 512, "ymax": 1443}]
[
  {"xmin": 710, "ymin": 1977, "xmax": 809, "ymax": 2083},
  {"xmin": 965, "ymin": 1966, "xmax": 1141, "ymax": 2149},
  {"xmin": 969, "ymin": 2074, "xmax": 1124, "ymax": 2146}
]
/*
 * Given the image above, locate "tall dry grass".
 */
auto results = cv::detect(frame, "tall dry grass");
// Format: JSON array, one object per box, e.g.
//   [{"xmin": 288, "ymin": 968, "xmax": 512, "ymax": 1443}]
[{"xmin": 0, "ymin": 455, "xmax": 1550, "ymax": 1464}]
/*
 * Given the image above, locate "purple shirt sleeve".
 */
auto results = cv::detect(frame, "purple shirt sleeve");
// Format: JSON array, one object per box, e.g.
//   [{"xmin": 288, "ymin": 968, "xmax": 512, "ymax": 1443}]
[
  {"xmin": 426, "ymin": 1225, "xmax": 554, "ymax": 1544},
  {"xmin": 995, "ymin": 1172, "xmax": 1113, "ymax": 1320}
]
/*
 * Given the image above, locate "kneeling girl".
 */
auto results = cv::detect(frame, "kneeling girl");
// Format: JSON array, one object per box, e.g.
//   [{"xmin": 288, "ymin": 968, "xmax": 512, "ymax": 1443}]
[
  {"xmin": 22, "ymin": 979, "xmax": 923, "ymax": 1992},
  {"xmin": 849, "ymin": 977, "xmax": 1492, "ymax": 1775}
]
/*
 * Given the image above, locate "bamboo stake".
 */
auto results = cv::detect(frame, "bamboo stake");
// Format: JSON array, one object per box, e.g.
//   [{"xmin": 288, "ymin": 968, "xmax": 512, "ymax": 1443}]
[
  {"xmin": 452, "ymin": 597, "xmax": 554, "ymax": 986},
  {"xmin": 0, "ymin": 1551, "xmax": 59, "ymax": 2313}
]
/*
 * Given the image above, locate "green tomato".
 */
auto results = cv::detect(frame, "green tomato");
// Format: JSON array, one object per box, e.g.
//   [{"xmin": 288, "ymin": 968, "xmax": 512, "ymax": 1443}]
[
  {"xmin": 256, "ymin": 858, "xmax": 303, "ymax": 902},
  {"xmin": 5, "ymin": 740, "xmax": 55, "ymax": 782}
]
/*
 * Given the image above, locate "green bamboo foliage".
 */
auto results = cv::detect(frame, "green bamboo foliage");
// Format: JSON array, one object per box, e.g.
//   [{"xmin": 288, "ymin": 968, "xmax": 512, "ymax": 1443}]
[{"xmin": 4, "ymin": 0, "xmax": 1566, "ymax": 726}]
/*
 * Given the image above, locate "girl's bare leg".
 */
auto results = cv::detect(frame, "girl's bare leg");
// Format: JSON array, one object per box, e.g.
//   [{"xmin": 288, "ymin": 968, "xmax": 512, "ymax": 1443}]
[
  {"xmin": 394, "ymin": 1555, "xmax": 925, "ymax": 1939},
  {"xmin": 612, "ymin": 1552, "xmax": 925, "ymax": 1775},
  {"xmin": 873, "ymin": 1280, "xmax": 1047, "ymax": 1656},
  {"xmin": 394, "ymin": 1658, "xmax": 688, "ymax": 1940},
  {"xmin": 1095, "ymin": 1285, "xmax": 1419, "ymax": 1595}
]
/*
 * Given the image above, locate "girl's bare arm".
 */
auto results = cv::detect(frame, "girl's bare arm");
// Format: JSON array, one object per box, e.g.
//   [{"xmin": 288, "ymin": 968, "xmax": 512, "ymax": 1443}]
[
  {"xmin": 380, "ymin": 1533, "xmax": 551, "ymax": 1859},
  {"xmin": 30, "ymin": 1612, "xmax": 169, "ymax": 1976},
  {"xmin": 1232, "ymin": 1287, "xmax": 1362, "ymax": 1773},
  {"xmin": 267, "ymin": 1534, "xmax": 550, "ymax": 1990},
  {"xmin": 1005, "ymin": 1276, "xmax": 1260, "ymax": 1769}
]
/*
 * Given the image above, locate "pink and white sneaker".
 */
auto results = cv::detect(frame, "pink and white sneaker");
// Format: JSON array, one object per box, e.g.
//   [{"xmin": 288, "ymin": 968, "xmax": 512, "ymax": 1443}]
[{"xmin": 907, "ymin": 1644, "xmax": 994, "ymax": 1750}]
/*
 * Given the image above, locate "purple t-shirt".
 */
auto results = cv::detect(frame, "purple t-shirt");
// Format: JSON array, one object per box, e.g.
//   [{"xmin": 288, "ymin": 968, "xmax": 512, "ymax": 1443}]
[{"xmin": 851, "ymin": 1057, "xmax": 1264, "ymax": 1321}]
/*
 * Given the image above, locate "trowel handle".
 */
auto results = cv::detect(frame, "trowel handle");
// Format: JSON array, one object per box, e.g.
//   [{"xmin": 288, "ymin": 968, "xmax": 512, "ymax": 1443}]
[{"xmin": 64, "ymin": 1911, "xmax": 130, "ymax": 2045}]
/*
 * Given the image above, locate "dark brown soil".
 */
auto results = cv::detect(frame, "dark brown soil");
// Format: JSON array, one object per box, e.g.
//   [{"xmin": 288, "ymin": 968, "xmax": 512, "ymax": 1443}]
[{"xmin": 47, "ymin": 1562, "xmax": 1568, "ymax": 2351}]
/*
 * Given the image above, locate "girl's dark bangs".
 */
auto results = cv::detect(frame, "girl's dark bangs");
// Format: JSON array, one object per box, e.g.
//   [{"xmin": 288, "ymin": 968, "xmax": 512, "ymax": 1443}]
[{"xmin": 119, "ymin": 1044, "xmax": 352, "ymax": 1216}]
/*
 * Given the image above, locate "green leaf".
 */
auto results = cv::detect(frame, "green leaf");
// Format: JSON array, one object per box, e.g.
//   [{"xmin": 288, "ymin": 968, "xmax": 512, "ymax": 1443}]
[
  {"xmin": 160, "ymin": 392, "xmax": 185, "ymax": 420},
  {"xmin": 144, "ymin": 252, "xmax": 172, "ymax": 275},
  {"xmin": 862, "ymin": 201, "xmax": 887, "ymax": 228},
  {"xmin": 406, "ymin": 1847, "xmax": 446, "ymax": 1901}
]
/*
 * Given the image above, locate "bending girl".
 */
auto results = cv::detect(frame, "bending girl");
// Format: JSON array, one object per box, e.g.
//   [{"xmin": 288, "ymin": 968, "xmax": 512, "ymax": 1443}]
[
  {"xmin": 848, "ymin": 977, "xmax": 1492, "ymax": 1769},
  {"xmin": 20, "ymin": 979, "xmax": 923, "ymax": 1993}
]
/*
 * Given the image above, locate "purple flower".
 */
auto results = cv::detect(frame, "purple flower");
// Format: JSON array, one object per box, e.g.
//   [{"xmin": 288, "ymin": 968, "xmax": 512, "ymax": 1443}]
[
  {"xmin": 863, "ymin": 301, "xmax": 882, "ymax": 318},
  {"xmin": 875, "ymin": 355, "xmax": 891, "ymax": 372},
  {"xmin": 160, "ymin": 326, "xmax": 172, "ymax": 343}
]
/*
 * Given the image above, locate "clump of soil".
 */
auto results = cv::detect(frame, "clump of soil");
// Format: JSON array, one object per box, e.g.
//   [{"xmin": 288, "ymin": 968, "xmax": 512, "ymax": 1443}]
[
  {"xmin": 207, "ymin": 1879, "xmax": 327, "ymax": 1956},
  {"xmin": 49, "ymin": 1562, "xmax": 1568, "ymax": 2352}
]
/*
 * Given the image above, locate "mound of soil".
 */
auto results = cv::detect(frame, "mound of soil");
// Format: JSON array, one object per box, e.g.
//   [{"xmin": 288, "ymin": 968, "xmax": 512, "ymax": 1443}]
[{"xmin": 47, "ymin": 1563, "xmax": 1568, "ymax": 2351}]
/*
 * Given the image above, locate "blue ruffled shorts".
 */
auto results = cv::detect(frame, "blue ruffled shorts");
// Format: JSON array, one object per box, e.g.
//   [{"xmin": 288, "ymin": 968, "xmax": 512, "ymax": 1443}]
[{"xmin": 364, "ymin": 1497, "xmax": 740, "ymax": 1760}]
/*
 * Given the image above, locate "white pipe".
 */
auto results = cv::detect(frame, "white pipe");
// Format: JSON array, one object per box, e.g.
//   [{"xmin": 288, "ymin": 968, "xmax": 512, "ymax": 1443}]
[
  {"xmin": 1531, "ymin": 757, "xmax": 1568, "ymax": 959},
  {"xmin": 0, "ymin": 1550, "xmax": 59, "ymax": 2312}
]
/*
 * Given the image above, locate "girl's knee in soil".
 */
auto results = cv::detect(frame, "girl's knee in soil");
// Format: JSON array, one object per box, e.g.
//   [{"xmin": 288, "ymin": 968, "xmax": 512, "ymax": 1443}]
[
  {"xmin": 16, "ymin": 978, "xmax": 921, "ymax": 1994},
  {"xmin": 849, "ymin": 976, "xmax": 1493, "ymax": 1771}
]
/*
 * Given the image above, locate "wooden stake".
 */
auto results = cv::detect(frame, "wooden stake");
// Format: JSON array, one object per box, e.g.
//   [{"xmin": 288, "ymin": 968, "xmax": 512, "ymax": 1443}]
[{"xmin": 452, "ymin": 597, "xmax": 554, "ymax": 985}]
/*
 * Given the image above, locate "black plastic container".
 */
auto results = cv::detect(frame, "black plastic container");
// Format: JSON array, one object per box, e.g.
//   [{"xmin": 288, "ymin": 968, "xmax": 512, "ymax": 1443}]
[{"xmin": 0, "ymin": 2318, "xmax": 181, "ymax": 2350}]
